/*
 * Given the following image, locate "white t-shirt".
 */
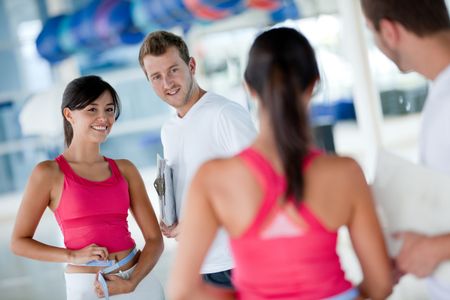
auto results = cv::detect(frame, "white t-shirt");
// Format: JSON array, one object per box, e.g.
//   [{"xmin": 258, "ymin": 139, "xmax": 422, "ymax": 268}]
[
  {"xmin": 419, "ymin": 63, "xmax": 450, "ymax": 297},
  {"xmin": 161, "ymin": 91, "xmax": 257, "ymax": 274},
  {"xmin": 419, "ymin": 64, "xmax": 450, "ymax": 174}
]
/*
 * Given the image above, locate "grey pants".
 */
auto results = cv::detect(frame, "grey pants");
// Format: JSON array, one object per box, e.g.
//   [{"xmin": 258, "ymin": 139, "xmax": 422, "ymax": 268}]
[{"xmin": 202, "ymin": 269, "xmax": 234, "ymax": 289}]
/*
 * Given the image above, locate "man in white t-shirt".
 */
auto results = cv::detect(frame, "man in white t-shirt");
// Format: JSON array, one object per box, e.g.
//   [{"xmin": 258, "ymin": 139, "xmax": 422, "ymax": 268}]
[
  {"xmin": 361, "ymin": 0, "xmax": 450, "ymax": 297},
  {"xmin": 138, "ymin": 30, "xmax": 257, "ymax": 289}
]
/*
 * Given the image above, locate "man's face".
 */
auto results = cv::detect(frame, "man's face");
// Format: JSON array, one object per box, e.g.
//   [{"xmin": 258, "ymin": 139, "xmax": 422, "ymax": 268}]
[
  {"xmin": 143, "ymin": 47, "xmax": 196, "ymax": 114},
  {"xmin": 366, "ymin": 19, "xmax": 406, "ymax": 72}
]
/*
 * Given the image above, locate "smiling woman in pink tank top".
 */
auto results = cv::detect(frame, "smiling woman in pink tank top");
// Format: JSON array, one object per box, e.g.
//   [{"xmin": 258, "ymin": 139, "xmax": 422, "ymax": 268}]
[
  {"xmin": 168, "ymin": 28, "xmax": 393, "ymax": 300},
  {"xmin": 10, "ymin": 75, "xmax": 164, "ymax": 300}
]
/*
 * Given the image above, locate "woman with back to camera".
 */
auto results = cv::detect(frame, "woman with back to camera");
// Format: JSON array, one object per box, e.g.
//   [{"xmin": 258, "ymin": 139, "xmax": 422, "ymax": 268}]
[
  {"xmin": 10, "ymin": 75, "xmax": 164, "ymax": 299},
  {"xmin": 168, "ymin": 27, "xmax": 393, "ymax": 300}
]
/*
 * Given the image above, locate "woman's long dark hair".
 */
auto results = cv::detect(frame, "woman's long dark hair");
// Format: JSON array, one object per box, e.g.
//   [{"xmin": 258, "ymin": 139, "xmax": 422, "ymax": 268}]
[
  {"xmin": 61, "ymin": 75, "xmax": 121, "ymax": 147},
  {"xmin": 244, "ymin": 27, "xmax": 319, "ymax": 203}
]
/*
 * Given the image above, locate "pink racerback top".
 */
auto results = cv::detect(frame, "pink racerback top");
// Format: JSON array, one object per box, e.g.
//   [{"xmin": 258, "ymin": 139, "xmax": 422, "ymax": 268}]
[
  {"xmin": 230, "ymin": 148, "xmax": 352, "ymax": 300},
  {"xmin": 54, "ymin": 155, "xmax": 135, "ymax": 253}
]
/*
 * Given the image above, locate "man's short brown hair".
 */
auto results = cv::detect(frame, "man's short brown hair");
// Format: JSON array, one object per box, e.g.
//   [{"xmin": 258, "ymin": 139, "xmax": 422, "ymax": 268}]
[
  {"xmin": 361, "ymin": 0, "xmax": 450, "ymax": 36},
  {"xmin": 138, "ymin": 30, "xmax": 190, "ymax": 76}
]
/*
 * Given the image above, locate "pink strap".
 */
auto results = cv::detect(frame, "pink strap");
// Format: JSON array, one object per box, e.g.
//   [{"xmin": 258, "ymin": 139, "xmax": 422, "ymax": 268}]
[
  {"xmin": 105, "ymin": 158, "xmax": 122, "ymax": 178},
  {"xmin": 55, "ymin": 155, "xmax": 77, "ymax": 181},
  {"xmin": 238, "ymin": 149, "xmax": 284, "ymax": 237},
  {"xmin": 302, "ymin": 149, "xmax": 322, "ymax": 170},
  {"xmin": 298, "ymin": 204, "xmax": 331, "ymax": 232},
  {"xmin": 237, "ymin": 148, "xmax": 322, "ymax": 237},
  {"xmin": 55, "ymin": 155, "xmax": 121, "ymax": 184}
]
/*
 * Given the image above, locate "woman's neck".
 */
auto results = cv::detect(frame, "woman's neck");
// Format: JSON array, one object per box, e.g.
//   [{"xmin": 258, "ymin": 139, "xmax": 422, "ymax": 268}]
[
  {"xmin": 253, "ymin": 115, "xmax": 284, "ymax": 173},
  {"xmin": 64, "ymin": 142, "xmax": 103, "ymax": 164}
]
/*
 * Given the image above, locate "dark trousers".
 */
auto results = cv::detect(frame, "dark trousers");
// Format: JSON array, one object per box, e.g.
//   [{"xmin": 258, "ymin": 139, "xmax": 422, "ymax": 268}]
[{"xmin": 202, "ymin": 269, "xmax": 234, "ymax": 289}]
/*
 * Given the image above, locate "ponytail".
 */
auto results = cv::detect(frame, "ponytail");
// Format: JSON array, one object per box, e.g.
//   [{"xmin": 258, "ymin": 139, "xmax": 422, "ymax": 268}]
[
  {"xmin": 265, "ymin": 66, "xmax": 311, "ymax": 201},
  {"xmin": 63, "ymin": 118, "xmax": 73, "ymax": 148},
  {"xmin": 245, "ymin": 27, "xmax": 319, "ymax": 203}
]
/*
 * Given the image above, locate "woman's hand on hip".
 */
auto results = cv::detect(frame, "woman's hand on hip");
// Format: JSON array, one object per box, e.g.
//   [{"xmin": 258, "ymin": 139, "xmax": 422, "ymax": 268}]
[{"xmin": 94, "ymin": 274, "xmax": 136, "ymax": 298}]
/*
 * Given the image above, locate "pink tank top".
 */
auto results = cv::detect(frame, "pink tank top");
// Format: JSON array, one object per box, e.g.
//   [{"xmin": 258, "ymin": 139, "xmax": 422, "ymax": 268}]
[
  {"xmin": 230, "ymin": 148, "xmax": 352, "ymax": 300},
  {"xmin": 54, "ymin": 155, "xmax": 135, "ymax": 253}
]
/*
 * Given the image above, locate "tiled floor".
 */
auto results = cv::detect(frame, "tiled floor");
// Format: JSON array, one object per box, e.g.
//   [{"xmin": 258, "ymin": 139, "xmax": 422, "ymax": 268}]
[{"xmin": 0, "ymin": 113, "xmax": 432, "ymax": 299}]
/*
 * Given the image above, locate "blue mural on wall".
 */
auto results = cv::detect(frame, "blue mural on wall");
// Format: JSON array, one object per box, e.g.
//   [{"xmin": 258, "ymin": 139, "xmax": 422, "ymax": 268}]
[{"xmin": 36, "ymin": 0, "xmax": 300, "ymax": 63}]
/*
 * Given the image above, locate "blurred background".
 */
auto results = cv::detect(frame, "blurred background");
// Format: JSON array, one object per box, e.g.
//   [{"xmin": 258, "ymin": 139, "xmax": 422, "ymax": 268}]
[{"xmin": 0, "ymin": 0, "xmax": 448, "ymax": 299}]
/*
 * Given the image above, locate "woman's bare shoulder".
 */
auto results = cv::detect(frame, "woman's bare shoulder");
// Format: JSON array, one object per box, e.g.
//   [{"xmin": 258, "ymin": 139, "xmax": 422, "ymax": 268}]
[
  {"xmin": 26, "ymin": 160, "xmax": 62, "ymax": 189},
  {"xmin": 113, "ymin": 159, "xmax": 136, "ymax": 173},
  {"xmin": 112, "ymin": 158, "xmax": 142, "ymax": 178},
  {"xmin": 312, "ymin": 154, "xmax": 364, "ymax": 180},
  {"xmin": 34, "ymin": 160, "xmax": 60, "ymax": 176},
  {"xmin": 306, "ymin": 155, "xmax": 368, "ymax": 229},
  {"xmin": 197, "ymin": 156, "xmax": 247, "ymax": 181},
  {"xmin": 307, "ymin": 154, "xmax": 368, "ymax": 201}
]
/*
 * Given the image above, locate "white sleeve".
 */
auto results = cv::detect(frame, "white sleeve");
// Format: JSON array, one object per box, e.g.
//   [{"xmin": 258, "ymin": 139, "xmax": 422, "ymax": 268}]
[
  {"xmin": 214, "ymin": 102, "xmax": 257, "ymax": 155},
  {"xmin": 420, "ymin": 99, "xmax": 450, "ymax": 174}
]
